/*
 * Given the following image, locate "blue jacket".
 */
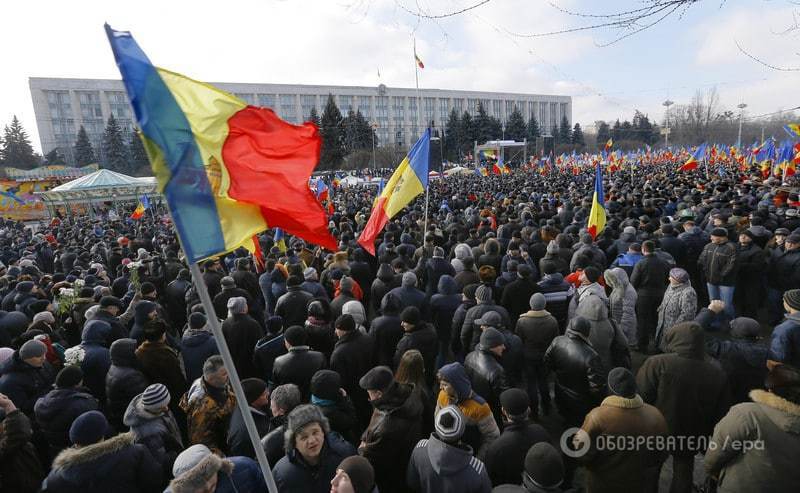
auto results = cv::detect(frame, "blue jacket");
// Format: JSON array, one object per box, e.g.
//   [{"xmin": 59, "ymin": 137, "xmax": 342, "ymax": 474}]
[
  {"xmin": 768, "ymin": 312, "xmax": 800, "ymax": 368},
  {"xmin": 179, "ymin": 329, "xmax": 219, "ymax": 383},
  {"xmin": 80, "ymin": 320, "xmax": 113, "ymax": 402}
]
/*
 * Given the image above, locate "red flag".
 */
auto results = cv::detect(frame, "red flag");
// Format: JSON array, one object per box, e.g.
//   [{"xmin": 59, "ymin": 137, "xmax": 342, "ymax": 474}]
[{"xmin": 222, "ymin": 107, "xmax": 337, "ymax": 251}]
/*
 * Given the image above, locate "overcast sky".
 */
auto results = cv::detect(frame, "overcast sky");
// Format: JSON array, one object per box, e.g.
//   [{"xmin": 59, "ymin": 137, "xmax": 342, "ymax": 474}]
[{"xmin": 2, "ymin": 0, "xmax": 798, "ymax": 152}]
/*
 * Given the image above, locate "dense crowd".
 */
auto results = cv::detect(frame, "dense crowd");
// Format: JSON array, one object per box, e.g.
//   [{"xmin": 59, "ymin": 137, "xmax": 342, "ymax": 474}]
[{"xmin": 0, "ymin": 162, "xmax": 799, "ymax": 493}]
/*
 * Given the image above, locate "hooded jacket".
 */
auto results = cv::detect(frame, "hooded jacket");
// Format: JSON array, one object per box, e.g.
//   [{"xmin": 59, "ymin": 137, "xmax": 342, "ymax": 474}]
[
  {"xmin": 768, "ymin": 312, "xmax": 800, "ymax": 368},
  {"xmin": 705, "ymin": 389, "xmax": 800, "ymax": 492},
  {"xmin": 576, "ymin": 295, "xmax": 628, "ymax": 370},
  {"xmin": 79, "ymin": 319, "xmax": 112, "ymax": 401},
  {"xmin": 34, "ymin": 386, "xmax": 99, "ymax": 453},
  {"xmin": 0, "ymin": 351, "xmax": 55, "ymax": 415},
  {"xmin": 360, "ymin": 382, "xmax": 424, "ymax": 493},
  {"xmin": 406, "ymin": 434, "xmax": 492, "ymax": 493},
  {"xmin": 106, "ymin": 338, "xmax": 150, "ymax": 430},
  {"xmin": 129, "ymin": 301, "xmax": 157, "ymax": 345},
  {"xmin": 430, "ymin": 275, "xmax": 462, "ymax": 343},
  {"xmin": 604, "ymin": 268, "xmax": 637, "ymax": 345},
  {"xmin": 180, "ymin": 327, "xmax": 220, "ymax": 383},
  {"xmin": 41, "ymin": 432, "xmax": 162, "ymax": 493},
  {"xmin": 636, "ymin": 322, "xmax": 729, "ymax": 453},
  {"xmin": 435, "ymin": 363, "xmax": 499, "ymax": 457},
  {"xmin": 370, "ymin": 294, "xmax": 404, "ymax": 367}
]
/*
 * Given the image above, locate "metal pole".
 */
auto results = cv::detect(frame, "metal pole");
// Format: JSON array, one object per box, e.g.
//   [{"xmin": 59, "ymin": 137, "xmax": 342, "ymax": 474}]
[
  {"xmin": 371, "ymin": 128, "xmax": 376, "ymax": 171},
  {"xmin": 414, "ymin": 36, "xmax": 421, "ymax": 139},
  {"xmin": 187, "ymin": 262, "xmax": 279, "ymax": 493}
]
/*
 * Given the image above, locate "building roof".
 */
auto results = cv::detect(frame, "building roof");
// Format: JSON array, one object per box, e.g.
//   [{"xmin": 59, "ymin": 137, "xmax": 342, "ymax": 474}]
[
  {"xmin": 36, "ymin": 169, "xmax": 157, "ymax": 204},
  {"xmin": 48, "ymin": 169, "xmax": 150, "ymax": 191}
]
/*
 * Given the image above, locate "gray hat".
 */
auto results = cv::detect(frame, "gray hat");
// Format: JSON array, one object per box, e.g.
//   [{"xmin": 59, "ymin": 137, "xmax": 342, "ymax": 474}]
[
  {"xmin": 359, "ymin": 366, "xmax": 394, "ymax": 391},
  {"xmin": 19, "ymin": 339, "xmax": 47, "ymax": 360},
  {"xmin": 623, "ymin": 226, "xmax": 637, "ymax": 235},
  {"xmin": 529, "ymin": 293, "xmax": 546, "ymax": 311},
  {"xmin": 435, "ymin": 406, "xmax": 465, "ymax": 443},
  {"xmin": 433, "ymin": 246, "xmax": 445, "ymax": 258},
  {"xmin": 546, "ymin": 240, "xmax": 559, "ymax": 254},
  {"xmin": 141, "ymin": 383, "xmax": 171, "ymax": 413},
  {"xmin": 402, "ymin": 272, "xmax": 417, "ymax": 288},
  {"xmin": 227, "ymin": 296, "xmax": 247, "ymax": 314},
  {"xmin": 284, "ymin": 404, "xmax": 330, "ymax": 451},
  {"xmin": 475, "ymin": 310, "xmax": 502, "ymax": 327},
  {"xmin": 303, "ymin": 267, "xmax": 318, "ymax": 281},
  {"xmin": 221, "ymin": 276, "xmax": 235, "ymax": 288},
  {"xmin": 480, "ymin": 327, "xmax": 505, "ymax": 349},
  {"xmin": 730, "ymin": 317, "xmax": 761, "ymax": 339},
  {"xmin": 475, "ymin": 285, "xmax": 493, "ymax": 303},
  {"xmin": 608, "ymin": 367, "xmax": 637, "ymax": 398}
]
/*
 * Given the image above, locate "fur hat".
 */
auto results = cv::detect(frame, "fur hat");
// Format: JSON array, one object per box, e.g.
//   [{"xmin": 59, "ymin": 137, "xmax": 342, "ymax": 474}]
[
  {"xmin": 170, "ymin": 445, "xmax": 234, "ymax": 493},
  {"xmin": 284, "ymin": 404, "xmax": 330, "ymax": 451}
]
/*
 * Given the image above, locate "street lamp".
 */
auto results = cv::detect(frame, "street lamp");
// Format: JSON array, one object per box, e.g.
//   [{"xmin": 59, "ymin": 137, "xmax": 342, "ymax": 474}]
[
  {"xmin": 662, "ymin": 100, "xmax": 674, "ymax": 147},
  {"xmin": 371, "ymin": 121, "xmax": 379, "ymax": 171},
  {"xmin": 737, "ymin": 103, "xmax": 747, "ymax": 148}
]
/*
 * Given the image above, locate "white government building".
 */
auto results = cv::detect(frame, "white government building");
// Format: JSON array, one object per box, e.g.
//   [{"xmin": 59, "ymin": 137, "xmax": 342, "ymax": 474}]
[{"xmin": 30, "ymin": 77, "xmax": 571, "ymax": 164}]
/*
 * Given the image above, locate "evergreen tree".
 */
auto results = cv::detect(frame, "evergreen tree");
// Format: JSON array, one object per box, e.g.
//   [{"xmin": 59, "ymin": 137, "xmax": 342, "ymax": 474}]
[
  {"xmin": 0, "ymin": 115, "xmax": 38, "ymax": 168},
  {"xmin": 572, "ymin": 123, "xmax": 585, "ymax": 146},
  {"xmin": 460, "ymin": 111, "xmax": 476, "ymax": 156},
  {"xmin": 621, "ymin": 120, "xmax": 633, "ymax": 141},
  {"xmin": 610, "ymin": 120, "xmax": 622, "ymax": 142},
  {"xmin": 474, "ymin": 103, "xmax": 492, "ymax": 144},
  {"xmin": 102, "ymin": 115, "xmax": 129, "ymax": 172},
  {"xmin": 596, "ymin": 121, "xmax": 611, "ymax": 147},
  {"xmin": 559, "ymin": 115, "xmax": 572, "ymax": 144},
  {"xmin": 308, "ymin": 107, "xmax": 321, "ymax": 129},
  {"xmin": 129, "ymin": 129, "xmax": 150, "ymax": 172},
  {"xmin": 319, "ymin": 94, "xmax": 344, "ymax": 169},
  {"xmin": 73, "ymin": 126, "xmax": 96, "ymax": 166},
  {"xmin": 44, "ymin": 148, "xmax": 66, "ymax": 165},
  {"xmin": 505, "ymin": 106, "xmax": 526, "ymax": 142},
  {"xmin": 444, "ymin": 109, "xmax": 462, "ymax": 161},
  {"xmin": 487, "ymin": 116, "xmax": 503, "ymax": 140},
  {"xmin": 342, "ymin": 110, "xmax": 359, "ymax": 154},
  {"xmin": 633, "ymin": 110, "xmax": 657, "ymax": 145},
  {"xmin": 551, "ymin": 124, "xmax": 560, "ymax": 145},
  {"xmin": 526, "ymin": 116, "xmax": 541, "ymax": 154},
  {"xmin": 355, "ymin": 111, "xmax": 375, "ymax": 149}
]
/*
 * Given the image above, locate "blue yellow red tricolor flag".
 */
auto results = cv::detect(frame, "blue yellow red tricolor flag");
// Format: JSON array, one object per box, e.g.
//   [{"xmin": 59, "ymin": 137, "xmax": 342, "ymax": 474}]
[
  {"xmin": 130, "ymin": 200, "xmax": 146, "ymax": 220},
  {"xmin": 587, "ymin": 162, "xmax": 606, "ymax": 240},
  {"xmin": 784, "ymin": 123, "xmax": 800, "ymax": 138},
  {"xmin": 679, "ymin": 143, "xmax": 707, "ymax": 171},
  {"xmin": 605, "ymin": 138, "xmax": 613, "ymax": 152},
  {"xmin": 105, "ymin": 25, "xmax": 336, "ymax": 263},
  {"xmin": 358, "ymin": 129, "xmax": 430, "ymax": 255}
]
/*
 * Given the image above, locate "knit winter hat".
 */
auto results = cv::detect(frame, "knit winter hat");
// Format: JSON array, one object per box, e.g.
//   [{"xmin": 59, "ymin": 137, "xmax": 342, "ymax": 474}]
[
  {"xmin": 607, "ymin": 367, "xmax": 637, "ymax": 398},
  {"xmin": 463, "ymin": 284, "xmax": 479, "ymax": 301},
  {"xmin": 311, "ymin": 369, "xmax": 342, "ymax": 401},
  {"xmin": 401, "ymin": 306, "xmax": 421, "ymax": 325},
  {"xmin": 335, "ymin": 314, "xmax": 356, "ymax": 332},
  {"xmin": 402, "ymin": 272, "xmax": 417, "ymax": 288},
  {"xmin": 338, "ymin": 456, "xmax": 376, "ymax": 493},
  {"xmin": 524, "ymin": 442, "xmax": 564, "ymax": 491},
  {"xmin": 141, "ymin": 383, "xmax": 171, "ymax": 412},
  {"xmin": 518, "ymin": 264, "xmax": 532, "ymax": 279},
  {"xmin": 55, "ymin": 365, "xmax": 83, "ymax": 388},
  {"xmin": 435, "ymin": 405, "xmax": 465, "ymax": 443},
  {"xmin": 303, "ymin": 267, "xmax": 318, "ymax": 281},
  {"xmin": 529, "ymin": 292, "xmax": 546, "ymax": 311},
  {"xmin": 623, "ymin": 226, "xmax": 637, "ymax": 235},
  {"xmin": 19, "ymin": 339, "xmax": 47, "ymax": 360},
  {"xmin": 220, "ymin": 276, "xmax": 235, "ymax": 288},
  {"xmin": 730, "ymin": 317, "xmax": 761, "ymax": 339},
  {"xmin": 227, "ymin": 296, "xmax": 247, "ymax": 314},
  {"xmin": 475, "ymin": 310, "xmax": 501, "ymax": 327},
  {"xmin": 339, "ymin": 276, "xmax": 354, "ymax": 292},
  {"xmin": 475, "ymin": 285, "xmax": 493, "ymax": 303},
  {"xmin": 784, "ymin": 289, "xmax": 800, "ymax": 311},
  {"xmin": 284, "ymin": 404, "xmax": 330, "ymax": 451},
  {"xmin": 669, "ymin": 267, "xmax": 689, "ymax": 284},
  {"xmin": 480, "ymin": 327, "xmax": 505, "ymax": 349},
  {"xmin": 500, "ymin": 388, "xmax": 529, "ymax": 416},
  {"xmin": 33, "ymin": 311, "xmax": 55, "ymax": 325},
  {"xmin": 69, "ymin": 410, "xmax": 110, "ymax": 446}
]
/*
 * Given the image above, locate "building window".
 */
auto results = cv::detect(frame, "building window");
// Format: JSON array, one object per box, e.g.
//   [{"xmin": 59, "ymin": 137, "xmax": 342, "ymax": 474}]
[
  {"xmin": 301, "ymin": 95, "xmax": 316, "ymax": 119},
  {"xmin": 78, "ymin": 92, "xmax": 103, "ymax": 120},
  {"xmin": 258, "ymin": 94, "xmax": 276, "ymax": 109},
  {"xmin": 493, "ymin": 100, "xmax": 502, "ymax": 120},
  {"xmin": 107, "ymin": 92, "xmax": 131, "ymax": 120},
  {"xmin": 339, "ymin": 95, "xmax": 353, "ymax": 115},
  {"xmin": 392, "ymin": 97, "xmax": 405, "ymax": 123},
  {"xmin": 439, "ymin": 99, "xmax": 449, "ymax": 124},
  {"xmin": 453, "ymin": 98, "xmax": 464, "ymax": 114},
  {"xmin": 560, "ymin": 102, "xmax": 569, "ymax": 125},
  {"xmin": 539, "ymin": 103, "xmax": 546, "ymax": 127},
  {"xmin": 234, "ymin": 93, "xmax": 256, "ymax": 105},
  {"xmin": 467, "ymin": 98, "xmax": 478, "ymax": 115},
  {"xmin": 358, "ymin": 96, "xmax": 371, "ymax": 119},
  {"xmin": 279, "ymin": 94, "xmax": 297, "ymax": 122},
  {"xmin": 505, "ymin": 100, "xmax": 514, "ymax": 121},
  {"xmin": 550, "ymin": 102, "xmax": 558, "ymax": 131}
]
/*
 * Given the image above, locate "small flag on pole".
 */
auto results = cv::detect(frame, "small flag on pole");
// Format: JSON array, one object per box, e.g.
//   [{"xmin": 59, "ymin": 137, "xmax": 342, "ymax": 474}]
[{"xmin": 414, "ymin": 47, "xmax": 424, "ymax": 69}]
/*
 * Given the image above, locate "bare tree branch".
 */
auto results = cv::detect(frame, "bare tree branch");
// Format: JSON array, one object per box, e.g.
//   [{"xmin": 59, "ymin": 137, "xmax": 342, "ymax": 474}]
[
  {"xmin": 394, "ymin": 0, "xmax": 492, "ymax": 19},
  {"xmin": 735, "ymin": 39, "xmax": 800, "ymax": 71}
]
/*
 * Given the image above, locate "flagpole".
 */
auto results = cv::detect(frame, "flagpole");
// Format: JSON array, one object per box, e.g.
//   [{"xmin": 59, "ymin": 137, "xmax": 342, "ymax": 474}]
[
  {"xmin": 415, "ymin": 35, "xmax": 430, "ymax": 239},
  {"xmin": 187, "ymin": 262, "xmax": 279, "ymax": 493}
]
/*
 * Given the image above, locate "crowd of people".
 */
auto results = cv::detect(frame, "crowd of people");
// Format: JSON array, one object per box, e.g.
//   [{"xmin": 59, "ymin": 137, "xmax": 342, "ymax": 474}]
[{"xmin": 0, "ymin": 161, "xmax": 799, "ymax": 493}]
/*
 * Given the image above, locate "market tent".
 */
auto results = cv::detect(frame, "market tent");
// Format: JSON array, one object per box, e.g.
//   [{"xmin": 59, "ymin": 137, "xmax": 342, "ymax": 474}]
[{"xmin": 35, "ymin": 169, "xmax": 157, "ymax": 207}]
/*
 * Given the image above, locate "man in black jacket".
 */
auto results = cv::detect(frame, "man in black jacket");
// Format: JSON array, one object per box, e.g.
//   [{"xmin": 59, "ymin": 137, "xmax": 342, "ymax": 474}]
[
  {"xmin": 464, "ymin": 328, "xmax": 509, "ymax": 426},
  {"xmin": 270, "ymin": 325, "xmax": 326, "ymax": 399},
  {"xmin": 226, "ymin": 378, "xmax": 270, "ymax": 459},
  {"xmin": 543, "ymin": 317, "xmax": 606, "ymax": 427},
  {"xmin": 394, "ymin": 306, "xmax": 437, "ymax": 387},
  {"xmin": 734, "ymin": 231, "xmax": 767, "ymax": 319},
  {"xmin": 275, "ymin": 276, "xmax": 314, "ymax": 328},
  {"xmin": 330, "ymin": 314, "xmax": 375, "ymax": 427},
  {"xmin": 359, "ymin": 366, "xmax": 424, "ymax": 493},
  {"xmin": 630, "ymin": 240, "xmax": 670, "ymax": 353},
  {"xmin": 698, "ymin": 228, "xmax": 738, "ymax": 325},
  {"xmin": 483, "ymin": 389, "xmax": 550, "ymax": 487}
]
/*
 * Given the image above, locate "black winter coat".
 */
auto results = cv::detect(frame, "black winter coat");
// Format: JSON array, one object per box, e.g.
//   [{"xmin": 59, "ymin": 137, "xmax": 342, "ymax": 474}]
[
  {"xmin": 0, "ymin": 409, "xmax": 45, "ymax": 493},
  {"xmin": 483, "ymin": 420, "xmax": 550, "ymax": 487},
  {"xmin": 698, "ymin": 241, "xmax": 738, "ymax": 286},
  {"xmin": 394, "ymin": 324, "xmax": 438, "ymax": 386},
  {"xmin": 226, "ymin": 406, "xmax": 270, "ymax": 459},
  {"xmin": 271, "ymin": 346, "xmax": 327, "ymax": 398},
  {"xmin": 221, "ymin": 313, "xmax": 263, "ymax": 380},
  {"xmin": 0, "ymin": 352, "xmax": 55, "ymax": 415},
  {"xmin": 34, "ymin": 387, "xmax": 99, "ymax": 453},
  {"xmin": 275, "ymin": 286, "xmax": 315, "ymax": 328},
  {"xmin": 106, "ymin": 339, "xmax": 150, "ymax": 431},
  {"xmin": 543, "ymin": 333, "xmax": 606, "ymax": 426},
  {"xmin": 500, "ymin": 277, "xmax": 539, "ymax": 326},
  {"xmin": 465, "ymin": 348, "xmax": 509, "ymax": 419},
  {"xmin": 370, "ymin": 314, "xmax": 404, "ymax": 367},
  {"xmin": 330, "ymin": 330, "xmax": 375, "ymax": 425},
  {"xmin": 515, "ymin": 310, "xmax": 560, "ymax": 363},
  {"xmin": 360, "ymin": 382, "xmax": 424, "ymax": 493},
  {"xmin": 41, "ymin": 432, "xmax": 162, "ymax": 493},
  {"xmin": 630, "ymin": 253, "xmax": 670, "ymax": 296},
  {"xmin": 272, "ymin": 433, "xmax": 356, "ymax": 493}
]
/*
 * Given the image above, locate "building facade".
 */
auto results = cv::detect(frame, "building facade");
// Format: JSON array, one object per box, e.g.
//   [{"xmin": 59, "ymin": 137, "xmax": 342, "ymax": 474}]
[{"xmin": 30, "ymin": 77, "xmax": 571, "ymax": 165}]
